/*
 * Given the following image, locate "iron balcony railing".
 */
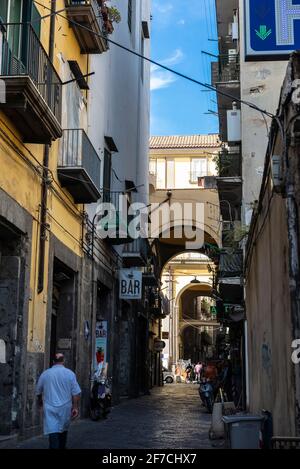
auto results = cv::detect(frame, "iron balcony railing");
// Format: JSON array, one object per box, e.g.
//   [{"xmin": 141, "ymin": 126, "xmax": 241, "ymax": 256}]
[
  {"xmin": 214, "ymin": 54, "xmax": 240, "ymax": 84},
  {"xmin": 1, "ymin": 23, "xmax": 62, "ymax": 122},
  {"xmin": 97, "ymin": 190, "xmax": 133, "ymax": 243},
  {"xmin": 65, "ymin": 0, "xmax": 108, "ymax": 36},
  {"xmin": 219, "ymin": 249, "xmax": 243, "ymax": 278},
  {"xmin": 60, "ymin": 129, "xmax": 101, "ymax": 191},
  {"xmin": 218, "ymin": 150, "xmax": 242, "ymax": 177},
  {"xmin": 123, "ymin": 237, "xmax": 149, "ymax": 260}
]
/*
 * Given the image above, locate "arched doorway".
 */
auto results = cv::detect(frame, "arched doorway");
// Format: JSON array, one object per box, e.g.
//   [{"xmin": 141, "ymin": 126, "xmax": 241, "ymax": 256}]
[{"xmin": 159, "ymin": 250, "xmax": 219, "ymax": 369}]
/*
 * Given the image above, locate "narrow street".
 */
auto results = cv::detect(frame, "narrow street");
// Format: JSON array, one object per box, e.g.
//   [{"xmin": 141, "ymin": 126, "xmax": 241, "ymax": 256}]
[{"xmin": 2, "ymin": 385, "xmax": 213, "ymax": 450}]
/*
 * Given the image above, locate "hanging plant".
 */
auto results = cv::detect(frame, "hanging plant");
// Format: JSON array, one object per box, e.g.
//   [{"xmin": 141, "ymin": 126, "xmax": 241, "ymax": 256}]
[{"xmin": 100, "ymin": 1, "xmax": 121, "ymax": 34}]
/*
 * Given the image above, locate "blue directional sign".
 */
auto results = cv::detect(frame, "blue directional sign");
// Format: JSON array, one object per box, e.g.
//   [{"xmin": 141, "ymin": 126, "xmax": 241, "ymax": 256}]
[{"xmin": 245, "ymin": 0, "xmax": 300, "ymax": 59}]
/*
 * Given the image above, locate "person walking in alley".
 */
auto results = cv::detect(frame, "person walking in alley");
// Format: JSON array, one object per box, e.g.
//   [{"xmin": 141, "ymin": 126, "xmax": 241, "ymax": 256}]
[
  {"xmin": 194, "ymin": 362, "xmax": 203, "ymax": 383},
  {"xmin": 36, "ymin": 353, "xmax": 81, "ymax": 449}
]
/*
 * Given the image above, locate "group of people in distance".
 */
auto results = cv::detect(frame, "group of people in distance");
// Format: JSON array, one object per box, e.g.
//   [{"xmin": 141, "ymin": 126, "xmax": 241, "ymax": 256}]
[{"xmin": 184, "ymin": 361, "xmax": 204, "ymax": 383}]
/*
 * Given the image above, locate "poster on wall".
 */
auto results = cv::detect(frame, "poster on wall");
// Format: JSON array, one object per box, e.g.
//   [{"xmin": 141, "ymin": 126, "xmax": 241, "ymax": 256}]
[{"xmin": 94, "ymin": 320, "xmax": 108, "ymax": 372}]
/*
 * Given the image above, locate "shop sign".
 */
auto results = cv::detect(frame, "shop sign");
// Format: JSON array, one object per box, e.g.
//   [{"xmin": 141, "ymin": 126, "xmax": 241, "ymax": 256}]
[{"xmin": 119, "ymin": 269, "xmax": 142, "ymax": 299}]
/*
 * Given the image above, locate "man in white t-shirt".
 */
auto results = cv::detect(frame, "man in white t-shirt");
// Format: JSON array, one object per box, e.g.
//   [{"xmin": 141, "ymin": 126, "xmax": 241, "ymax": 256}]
[{"xmin": 36, "ymin": 353, "xmax": 81, "ymax": 449}]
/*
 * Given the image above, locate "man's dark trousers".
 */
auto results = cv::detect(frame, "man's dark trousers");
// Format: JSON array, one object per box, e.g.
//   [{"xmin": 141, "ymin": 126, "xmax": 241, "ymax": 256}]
[{"xmin": 49, "ymin": 432, "xmax": 68, "ymax": 449}]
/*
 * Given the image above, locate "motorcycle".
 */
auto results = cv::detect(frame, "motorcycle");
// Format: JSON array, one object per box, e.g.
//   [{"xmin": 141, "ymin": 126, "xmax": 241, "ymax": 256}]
[
  {"xmin": 198, "ymin": 378, "xmax": 214, "ymax": 413},
  {"xmin": 90, "ymin": 368, "xmax": 112, "ymax": 421}
]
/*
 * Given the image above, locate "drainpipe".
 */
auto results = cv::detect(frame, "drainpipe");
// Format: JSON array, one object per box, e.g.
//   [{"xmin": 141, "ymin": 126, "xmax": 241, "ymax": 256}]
[{"xmin": 37, "ymin": 0, "xmax": 56, "ymax": 293}]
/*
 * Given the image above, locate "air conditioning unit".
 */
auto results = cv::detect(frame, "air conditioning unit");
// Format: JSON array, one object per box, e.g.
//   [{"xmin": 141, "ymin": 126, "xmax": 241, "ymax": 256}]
[{"xmin": 227, "ymin": 102, "xmax": 241, "ymax": 142}]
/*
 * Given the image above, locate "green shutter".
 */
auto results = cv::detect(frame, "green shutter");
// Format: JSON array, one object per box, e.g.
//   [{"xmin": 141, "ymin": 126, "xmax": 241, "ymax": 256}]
[
  {"xmin": 0, "ymin": 1, "xmax": 8, "ymax": 22},
  {"xmin": 31, "ymin": 3, "xmax": 41, "ymax": 38}
]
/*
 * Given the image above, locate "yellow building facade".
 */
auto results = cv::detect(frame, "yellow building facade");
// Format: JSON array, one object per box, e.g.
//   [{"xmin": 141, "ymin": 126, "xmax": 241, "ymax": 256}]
[{"xmin": 0, "ymin": 0, "xmax": 117, "ymax": 436}]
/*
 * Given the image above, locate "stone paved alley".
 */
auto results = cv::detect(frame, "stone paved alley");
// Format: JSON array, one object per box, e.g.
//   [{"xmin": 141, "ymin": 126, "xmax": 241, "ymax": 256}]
[{"xmin": 1, "ymin": 385, "xmax": 214, "ymax": 449}]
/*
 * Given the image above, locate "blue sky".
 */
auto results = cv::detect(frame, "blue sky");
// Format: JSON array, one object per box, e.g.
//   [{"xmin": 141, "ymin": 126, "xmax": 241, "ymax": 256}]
[{"xmin": 150, "ymin": 0, "xmax": 219, "ymax": 136}]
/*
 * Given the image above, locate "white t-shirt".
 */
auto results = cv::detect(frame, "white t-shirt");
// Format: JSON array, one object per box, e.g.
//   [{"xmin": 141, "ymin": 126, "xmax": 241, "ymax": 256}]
[{"xmin": 36, "ymin": 365, "xmax": 81, "ymax": 407}]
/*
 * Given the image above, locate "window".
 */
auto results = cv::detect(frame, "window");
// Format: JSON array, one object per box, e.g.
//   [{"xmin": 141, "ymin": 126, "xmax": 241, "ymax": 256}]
[
  {"xmin": 128, "ymin": 0, "xmax": 133, "ymax": 32},
  {"xmin": 149, "ymin": 159, "xmax": 156, "ymax": 175},
  {"xmin": 2, "ymin": 1, "xmax": 41, "ymax": 64},
  {"xmin": 152, "ymin": 158, "xmax": 175, "ymax": 189},
  {"xmin": 156, "ymin": 159, "xmax": 166, "ymax": 189},
  {"xmin": 166, "ymin": 160, "xmax": 175, "ymax": 188},
  {"xmin": 190, "ymin": 158, "xmax": 207, "ymax": 183},
  {"xmin": 31, "ymin": 3, "xmax": 41, "ymax": 38}
]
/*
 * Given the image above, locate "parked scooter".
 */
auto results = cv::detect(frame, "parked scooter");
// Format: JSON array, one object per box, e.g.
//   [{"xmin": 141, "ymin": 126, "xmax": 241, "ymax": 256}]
[
  {"xmin": 198, "ymin": 378, "xmax": 214, "ymax": 413},
  {"xmin": 90, "ymin": 364, "xmax": 112, "ymax": 421}
]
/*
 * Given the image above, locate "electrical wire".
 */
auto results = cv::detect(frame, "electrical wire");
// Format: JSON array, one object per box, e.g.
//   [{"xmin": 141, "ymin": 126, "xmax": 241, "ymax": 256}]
[
  {"xmin": 33, "ymin": 0, "xmax": 276, "ymax": 119},
  {"xmin": 0, "ymin": 116, "xmax": 85, "ymax": 217}
]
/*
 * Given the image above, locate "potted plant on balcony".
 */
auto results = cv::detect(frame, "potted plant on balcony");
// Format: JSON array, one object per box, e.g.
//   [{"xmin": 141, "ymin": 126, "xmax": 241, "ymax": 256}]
[{"xmin": 99, "ymin": 0, "xmax": 121, "ymax": 34}]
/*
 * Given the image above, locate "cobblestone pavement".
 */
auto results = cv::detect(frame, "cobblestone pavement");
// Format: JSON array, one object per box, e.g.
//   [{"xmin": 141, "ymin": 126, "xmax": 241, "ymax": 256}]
[{"xmin": 3, "ymin": 384, "xmax": 215, "ymax": 449}]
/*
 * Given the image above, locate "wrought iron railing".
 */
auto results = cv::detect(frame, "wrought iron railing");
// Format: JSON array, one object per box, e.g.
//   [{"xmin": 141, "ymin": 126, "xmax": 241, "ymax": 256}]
[
  {"xmin": 215, "ymin": 54, "xmax": 240, "ymax": 83},
  {"xmin": 218, "ymin": 150, "xmax": 242, "ymax": 177},
  {"xmin": 1, "ymin": 23, "xmax": 62, "ymax": 122},
  {"xmin": 65, "ymin": 0, "xmax": 108, "ymax": 38},
  {"xmin": 219, "ymin": 249, "xmax": 243, "ymax": 278},
  {"xmin": 123, "ymin": 237, "xmax": 149, "ymax": 260},
  {"xmin": 97, "ymin": 190, "xmax": 133, "ymax": 242},
  {"xmin": 60, "ymin": 129, "xmax": 101, "ymax": 191}
]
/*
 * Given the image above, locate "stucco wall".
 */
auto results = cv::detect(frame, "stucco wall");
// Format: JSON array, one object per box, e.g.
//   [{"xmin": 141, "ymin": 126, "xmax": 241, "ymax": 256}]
[{"xmin": 245, "ymin": 183, "xmax": 295, "ymax": 435}]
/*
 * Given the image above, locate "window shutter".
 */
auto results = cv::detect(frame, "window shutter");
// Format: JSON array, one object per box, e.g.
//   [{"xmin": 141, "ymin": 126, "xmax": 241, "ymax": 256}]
[{"xmin": 31, "ymin": 3, "xmax": 41, "ymax": 38}]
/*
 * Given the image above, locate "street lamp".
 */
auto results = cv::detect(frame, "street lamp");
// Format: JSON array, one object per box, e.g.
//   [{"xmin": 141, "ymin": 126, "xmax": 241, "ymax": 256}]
[{"xmin": 190, "ymin": 276, "xmax": 201, "ymax": 284}]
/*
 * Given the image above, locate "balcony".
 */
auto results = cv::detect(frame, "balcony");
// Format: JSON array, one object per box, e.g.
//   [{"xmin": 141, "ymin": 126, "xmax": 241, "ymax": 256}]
[
  {"xmin": 97, "ymin": 191, "xmax": 133, "ymax": 244},
  {"xmin": 149, "ymin": 291, "xmax": 168, "ymax": 318},
  {"xmin": 65, "ymin": 0, "xmax": 108, "ymax": 54},
  {"xmin": 212, "ymin": 54, "xmax": 240, "ymax": 85},
  {"xmin": 217, "ymin": 149, "xmax": 241, "ymax": 177},
  {"xmin": 58, "ymin": 129, "xmax": 101, "ymax": 203},
  {"xmin": 0, "ymin": 23, "xmax": 62, "ymax": 143},
  {"xmin": 218, "ymin": 249, "xmax": 243, "ymax": 305},
  {"xmin": 122, "ymin": 238, "xmax": 149, "ymax": 267},
  {"xmin": 219, "ymin": 249, "xmax": 243, "ymax": 278},
  {"xmin": 211, "ymin": 55, "xmax": 240, "ymax": 143}
]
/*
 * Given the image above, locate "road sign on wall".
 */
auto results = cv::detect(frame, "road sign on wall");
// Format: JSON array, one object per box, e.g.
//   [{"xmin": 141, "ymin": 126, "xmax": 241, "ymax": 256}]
[{"xmin": 245, "ymin": 0, "xmax": 300, "ymax": 60}]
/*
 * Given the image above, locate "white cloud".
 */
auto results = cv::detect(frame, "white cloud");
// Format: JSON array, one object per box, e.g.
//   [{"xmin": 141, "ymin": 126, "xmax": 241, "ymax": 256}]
[
  {"xmin": 161, "ymin": 48, "xmax": 184, "ymax": 66},
  {"xmin": 153, "ymin": 2, "xmax": 174, "ymax": 14},
  {"xmin": 151, "ymin": 71, "xmax": 176, "ymax": 91},
  {"xmin": 151, "ymin": 49, "xmax": 184, "ymax": 91}
]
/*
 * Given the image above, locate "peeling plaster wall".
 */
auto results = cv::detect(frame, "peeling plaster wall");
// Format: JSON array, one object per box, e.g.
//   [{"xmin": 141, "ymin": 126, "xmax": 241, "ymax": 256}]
[{"xmin": 245, "ymin": 183, "xmax": 296, "ymax": 435}]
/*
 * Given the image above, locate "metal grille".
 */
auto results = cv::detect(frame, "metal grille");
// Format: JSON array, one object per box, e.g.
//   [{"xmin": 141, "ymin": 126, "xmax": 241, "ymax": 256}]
[
  {"xmin": 1, "ymin": 22, "xmax": 62, "ymax": 122},
  {"xmin": 214, "ymin": 54, "xmax": 240, "ymax": 84},
  {"xmin": 60, "ymin": 129, "xmax": 101, "ymax": 192}
]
